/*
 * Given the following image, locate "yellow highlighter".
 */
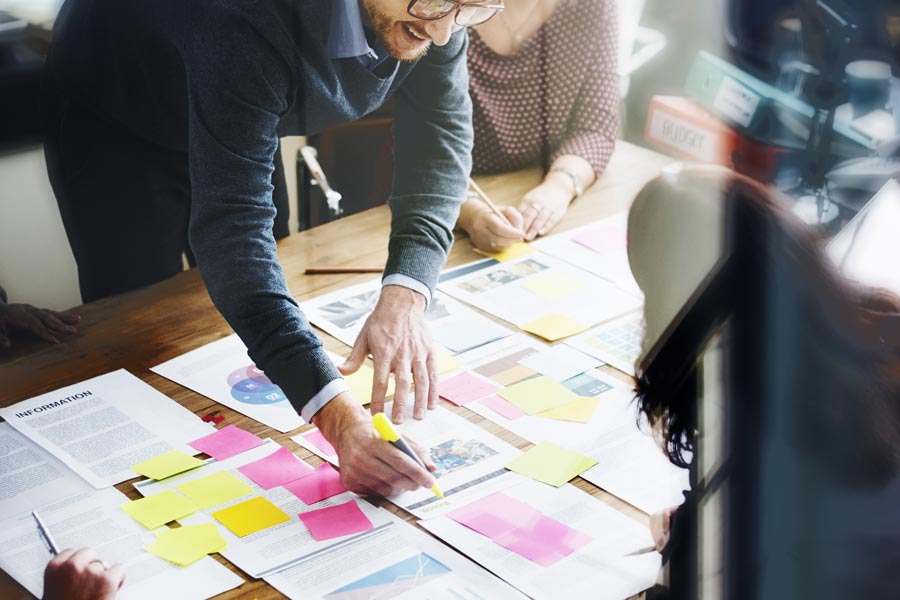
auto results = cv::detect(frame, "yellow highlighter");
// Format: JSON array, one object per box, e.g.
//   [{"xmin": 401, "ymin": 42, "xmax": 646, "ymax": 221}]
[{"xmin": 372, "ymin": 413, "xmax": 444, "ymax": 500}]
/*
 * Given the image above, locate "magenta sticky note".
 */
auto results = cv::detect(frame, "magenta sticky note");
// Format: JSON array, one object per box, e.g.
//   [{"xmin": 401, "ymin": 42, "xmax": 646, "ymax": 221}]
[
  {"xmin": 438, "ymin": 371, "xmax": 500, "ymax": 407},
  {"xmin": 447, "ymin": 492, "xmax": 536, "ymax": 538},
  {"xmin": 237, "ymin": 446, "xmax": 314, "ymax": 490},
  {"xmin": 571, "ymin": 223, "xmax": 627, "ymax": 256},
  {"xmin": 479, "ymin": 394, "xmax": 526, "ymax": 420},
  {"xmin": 189, "ymin": 425, "xmax": 264, "ymax": 461},
  {"xmin": 283, "ymin": 463, "xmax": 346, "ymax": 505},
  {"xmin": 298, "ymin": 500, "xmax": 373, "ymax": 541},
  {"xmin": 303, "ymin": 429, "xmax": 336, "ymax": 457},
  {"xmin": 498, "ymin": 514, "xmax": 593, "ymax": 566}
]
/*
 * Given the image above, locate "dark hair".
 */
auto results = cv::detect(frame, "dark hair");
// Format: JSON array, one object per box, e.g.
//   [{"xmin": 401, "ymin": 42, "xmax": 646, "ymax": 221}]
[{"xmin": 633, "ymin": 170, "xmax": 900, "ymax": 476}]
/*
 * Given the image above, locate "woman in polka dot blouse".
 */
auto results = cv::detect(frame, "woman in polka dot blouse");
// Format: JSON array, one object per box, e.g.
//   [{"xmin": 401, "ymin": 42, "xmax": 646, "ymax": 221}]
[{"xmin": 457, "ymin": 0, "xmax": 619, "ymax": 251}]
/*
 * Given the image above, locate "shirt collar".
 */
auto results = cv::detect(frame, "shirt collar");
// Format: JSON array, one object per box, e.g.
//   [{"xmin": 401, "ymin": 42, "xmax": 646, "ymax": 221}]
[{"xmin": 326, "ymin": 0, "xmax": 378, "ymax": 60}]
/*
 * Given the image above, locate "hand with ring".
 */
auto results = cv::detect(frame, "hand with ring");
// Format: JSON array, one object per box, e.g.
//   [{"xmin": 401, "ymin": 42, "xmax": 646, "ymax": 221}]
[
  {"xmin": 43, "ymin": 547, "xmax": 126, "ymax": 600},
  {"xmin": 516, "ymin": 181, "xmax": 573, "ymax": 241}
]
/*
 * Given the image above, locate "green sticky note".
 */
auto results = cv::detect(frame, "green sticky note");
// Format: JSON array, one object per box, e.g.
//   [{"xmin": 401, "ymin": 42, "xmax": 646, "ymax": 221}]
[
  {"xmin": 522, "ymin": 272, "xmax": 586, "ymax": 300},
  {"xmin": 132, "ymin": 450, "xmax": 205, "ymax": 481},
  {"xmin": 122, "ymin": 490, "xmax": 198, "ymax": 529},
  {"xmin": 473, "ymin": 241, "xmax": 535, "ymax": 262},
  {"xmin": 537, "ymin": 397, "xmax": 600, "ymax": 423},
  {"xmin": 520, "ymin": 313, "xmax": 589, "ymax": 342},
  {"xmin": 176, "ymin": 471, "xmax": 253, "ymax": 509},
  {"xmin": 212, "ymin": 496, "xmax": 291, "ymax": 537},
  {"xmin": 145, "ymin": 523, "xmax": 227, "ymax": 566},
  {"xmin": 506, "ymin": 441, "xmax": 598, "ymax": 487},
  {"xmin": 498, "ymin": 375, "xmax": 579, "ymax": 415}
]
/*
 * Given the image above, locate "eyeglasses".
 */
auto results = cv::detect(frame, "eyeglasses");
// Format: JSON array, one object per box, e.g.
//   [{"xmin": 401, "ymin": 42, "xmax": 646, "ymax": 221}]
[{"xmin": 407, "ymin": 0, "xmax": 505, "ymax": 26}]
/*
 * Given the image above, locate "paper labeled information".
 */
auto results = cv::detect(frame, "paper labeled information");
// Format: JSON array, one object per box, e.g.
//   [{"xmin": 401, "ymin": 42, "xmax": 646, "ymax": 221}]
[
  {"xmin": 0, "ymin": 370, "xmax": 213, "ymax": 488},
  {"xmin": 151, "ymin": 334, "xmax": 304, "ymax": 433},
  {"xmin": 421, "ymin": 480, "xmax": 661, "ymax": 600},
  {"xmin": 0, "ymin": 487, "xmax": 242, "ymax": 600}
]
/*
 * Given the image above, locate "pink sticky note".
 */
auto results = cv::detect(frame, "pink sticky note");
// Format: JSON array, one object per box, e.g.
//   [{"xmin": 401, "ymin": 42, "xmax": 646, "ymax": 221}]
[
  {"xmin": 439, "ymin": 371, "xmax": 501, "ymax": 407},
  {"xmin": 303, "ymin": 429, "xmax": 336, "ymax": 457},
  {"xmin": 480, "ymin": 394, "xmax": 526, "ymax": 420},
  {"xmin": 283, "ymin": 463, "xmax": 346, "ymax": 505},
  {"xmin": 499, "ymin": 514, "xmax": 593, "ymax": 566},
  {"xmin": 189, "ymin": 425, "xmax": 264, "ymax": 461},
  {"xmin": 571, "ymin": 223, "xmax": 627, "ymax": 256},
  {"xmin": 448, "ymin": 493, "xmax": 592, "ymax": 567},
  {"xmin": 298, "ymin": 500, "xmax": 373, "ymax": 541},
  {"xmin": 237, "ymin": 447, "xmax": 314, "ymax": 490}
]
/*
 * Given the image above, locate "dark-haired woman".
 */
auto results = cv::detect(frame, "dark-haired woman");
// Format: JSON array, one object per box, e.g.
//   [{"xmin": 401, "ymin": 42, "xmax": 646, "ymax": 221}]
[{"xmin": 627, "ymin": 166, "xmax": 900, "ymax": 599}]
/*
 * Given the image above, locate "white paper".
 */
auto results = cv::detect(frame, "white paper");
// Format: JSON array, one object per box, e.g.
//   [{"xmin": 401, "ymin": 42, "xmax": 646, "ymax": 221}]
[
  {"xmin": 134, "ymin": 440, "xmax": 394, "ymax": 578},
  {"xmin": 532, "ymin": 213, "xmax": 643, "ymax": 296},
  {"xmin": 0, "ymin": 370, "xmax": 214, "ymax": 488},
  {"xmin": 828, "ymin": 179, "xmax": 900, "ymax": 297},
  {"xmin": 301, "ymin": 279, "xmax": 513, "ymax": 353},
  {"xmin": 151, "ymin": 334, "xmax": 305, "ymax": 433},
  {"xmin": 265, "ymin": 511, "xmax": 527, "ymax": 600},
  {"xmin": 0, "ymin": 487, "xmax": 242, "ymax": 600},
  {"xmin": 420, "ymin": 479, "xmax": 661, "ymax": 600},
  {"xmin": 452, "ymin": 336, "xmax": 689, "ymax": 514},
  {"xmin": 565, "ymin": 310, "xmax": 644, "ymax": 375},
  {"xmin": 0, "ymin": 422, "xmax": 91, "ymax": 521},
  {"xmin": 518, "ymin": 344, "xmax": 603, "ymax": 382},
  {"xmin": 438, "ymin": 252, "xmax": 641, "ymax": 330},
  {"xmin": 293, "ymin": 404, "xmax": 525, "ymax": 519}
]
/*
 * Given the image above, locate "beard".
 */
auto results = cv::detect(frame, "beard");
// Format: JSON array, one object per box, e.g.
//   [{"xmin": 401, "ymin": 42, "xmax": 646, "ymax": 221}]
[{"xmin": 361, "ymin": 0, "xmax": 431, "ymax": 62}]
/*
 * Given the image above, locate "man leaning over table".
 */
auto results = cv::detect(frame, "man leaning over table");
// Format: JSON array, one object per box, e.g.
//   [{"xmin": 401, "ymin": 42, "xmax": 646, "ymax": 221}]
[{"xmin": 43, "ymin": 0, "xmax": 502, "ymax": 497}]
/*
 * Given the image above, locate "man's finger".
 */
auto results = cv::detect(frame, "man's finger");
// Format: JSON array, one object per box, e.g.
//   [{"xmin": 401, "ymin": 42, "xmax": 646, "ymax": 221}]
[
  {"xmin": 69, "ymin": 547, "xmax": 99, "ymax": 567},
  {"xmin": 425, "ymin": 351, "xmax": 438, "ymax": 411},
  {"xmin": 23, "ymin": 311, "xmax": 58, "ymax": 344},
  {"xmin": 406, "ymin": 435, "xmax": 437, "ymax": 472},
  {"xmin": 391, "ymin": 363, "xmax": 412, "ymax": 424},
  {"xmin": 106, "ymin": 563, "xmax": 127, "ymax": 590},
  {"xmin": 339, "ymin": 335, "xmax": 369, "ymax": 376},
  {"xmin": 36, "ymin": 309, "xmax": 77, "ymax": 336},
  {"xmin": 411, "ymin": 359, "xmax": 429, "ymax": 420},
  {"xmin": 379, "ymin": 444, "xmax": 435, "ymax": 489},
  {"xmin": 369, "ymin": 361, "xmax": 391, "ymax": 416}
]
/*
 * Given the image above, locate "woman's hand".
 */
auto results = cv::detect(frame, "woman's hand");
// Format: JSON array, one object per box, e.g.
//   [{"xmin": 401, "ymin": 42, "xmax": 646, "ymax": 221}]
[
  {"xmin": 516, "ymin": 179, "xmax": 573, "ymax": 241},
  {"xmin": 459, "ymin": 200, "xmax": 524, "ymax": 252},
  {"xmin": 649, "ymin": 506, "xmax": 679, "ymax": 552}
]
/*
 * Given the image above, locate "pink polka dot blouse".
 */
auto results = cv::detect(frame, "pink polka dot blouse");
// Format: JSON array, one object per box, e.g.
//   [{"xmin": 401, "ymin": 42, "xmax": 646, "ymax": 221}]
[{"xmin": 468, "ymin": 0, "xmax": 619, "ymax": 177}]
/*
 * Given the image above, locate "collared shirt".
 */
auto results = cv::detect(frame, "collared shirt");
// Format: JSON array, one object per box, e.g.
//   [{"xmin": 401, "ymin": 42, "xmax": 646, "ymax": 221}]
[{"xmin": 326, "ymin": 0, "xmax": 390, "ymax": 71}]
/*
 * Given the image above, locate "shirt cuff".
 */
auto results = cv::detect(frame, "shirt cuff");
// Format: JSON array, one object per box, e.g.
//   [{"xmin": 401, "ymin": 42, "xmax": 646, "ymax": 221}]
[
  {"xmin": 299, "ymin": 378, "xmax": 349, "ymax": 423},
  {"xmin": 382, "ymin": 274, "xmax": 432, "ymax": 305}
]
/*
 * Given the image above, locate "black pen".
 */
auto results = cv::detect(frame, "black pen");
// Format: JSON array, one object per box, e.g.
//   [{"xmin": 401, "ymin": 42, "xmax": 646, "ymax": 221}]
[{"xmin": 32, "ymin": 511, "xmax": 60, "ymax": 555}]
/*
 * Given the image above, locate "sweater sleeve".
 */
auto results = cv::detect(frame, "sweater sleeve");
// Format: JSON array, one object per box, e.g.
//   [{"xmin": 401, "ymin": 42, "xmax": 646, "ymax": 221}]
[
  {"xmin": 184, "ymin": 5, "xmax": 340, "ymax": 416},
  {"xmin": 552, "ymin": 0, "xmax": 619, "ymax": 178},
  {"xmin": 386, "ymin": 29, "xmax": 473, "ymax": 294}
]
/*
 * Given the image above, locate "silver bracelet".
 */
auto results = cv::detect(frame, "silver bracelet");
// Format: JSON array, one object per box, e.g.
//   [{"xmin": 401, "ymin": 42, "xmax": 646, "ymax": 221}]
[{"xmin": 549, "ymin": 167, "xmax": 583, "ymax": 199}]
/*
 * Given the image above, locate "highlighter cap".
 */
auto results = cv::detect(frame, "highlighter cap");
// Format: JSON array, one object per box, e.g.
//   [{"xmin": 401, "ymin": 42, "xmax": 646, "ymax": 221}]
[{"xmin": 372, "ymin": 412, "xmax": 400, "ymax": 442}]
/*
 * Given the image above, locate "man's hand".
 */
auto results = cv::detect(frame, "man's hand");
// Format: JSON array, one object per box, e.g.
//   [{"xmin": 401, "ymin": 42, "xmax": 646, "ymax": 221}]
[
  {"xmin": 312, "ymin": 393, "xmax": 436, "ymax": 497},
  {"xmin": 340, "ymin": 285, "xmax": 435, "ymax": 423},
  {"xmin": 43, "ymin": 548, "xmax": 125, "ymax": 600},
  {"xmin": 0, "ymin": 302, "xmax": 80, "ymax": 350}
]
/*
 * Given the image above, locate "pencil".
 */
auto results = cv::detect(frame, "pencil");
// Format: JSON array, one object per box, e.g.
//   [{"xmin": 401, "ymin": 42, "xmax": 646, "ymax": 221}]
[
  {"xmin": 304, "ymin": 267, "xmax": 383, "ymax": 275},
  {"xmin": 32, "ymin": 511, "xmax": 60, "ymax": 555},
  {"xmin": 468, "ymin": 177, "xmax": 514, "ymax": 228},
  {"xmin": 625, "ymin": 544, "xmax": 658, "ymax": 556}
]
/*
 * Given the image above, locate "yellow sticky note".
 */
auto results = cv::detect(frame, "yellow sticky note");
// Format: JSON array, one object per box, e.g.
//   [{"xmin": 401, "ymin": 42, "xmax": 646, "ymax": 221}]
[
  {"xmin": 537, "ymin": 397, "xmax": 600, "ymax": 423},
  {"xmin": 122, "ymin": 490, "xmax": 198, "ymax": 529},
  {"xmin": 520, "ymin": 313, "xmax": 589, "ymax": 341},
  {"xmin": 132, "ymin": 450, "xmax": 205, "ymax": 481},
  {"xmin": 522, "ymin": 272, "xmax": 586, "ymax": 300},
  {"xmin": 506, "ymin": 441, "xmax": 598, "ymax": 487},
  {"xmin": 212, "ymin": 496, "xmax": 291, "ymax": 537},
  {"xmin": 436, "ymin": 347, "xmax": 463, "ymax": 374},
  {"xmin": 176, "ymin": 471, "xmax": 253, "ymax": 509},
  {"xmin": 145, "ymin": 523, "xmax": 227, "ymax": 566},
  {"xmin": 497, "ymin": 375, "xmax": 579, "ymax": 415},
  {"xmin": 345, "ymin": 363, "xmax": 395, "ymax": 405},
  {"xmin": 474, "ymin": 241, "xmax": 535, "ymax": 262}
]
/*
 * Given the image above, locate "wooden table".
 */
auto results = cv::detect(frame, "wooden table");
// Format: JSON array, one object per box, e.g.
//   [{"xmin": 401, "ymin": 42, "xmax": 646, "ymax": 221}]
[{"xmin": 0, "ymin": 141, "xmax": 673, "ymax": 599}]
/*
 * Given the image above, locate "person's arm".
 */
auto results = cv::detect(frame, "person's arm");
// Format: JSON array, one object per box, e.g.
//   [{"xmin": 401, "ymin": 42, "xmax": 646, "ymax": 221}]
[
  {"xmin": 340, "ymin": 28, "xmax": 474, "ymax": 423},
  {"xmin": 517, "ymin": 0, "xmax": 619, "ymax": 240},
  {"xmin": 183, "ymin": 7, "xmax": 432, "ymax": 496},
  {"xmin": 0, "ymin": 285, "xmax": 79, "ymax": 350}
]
